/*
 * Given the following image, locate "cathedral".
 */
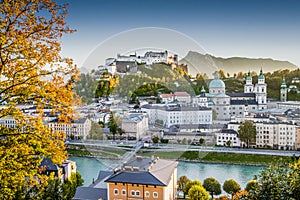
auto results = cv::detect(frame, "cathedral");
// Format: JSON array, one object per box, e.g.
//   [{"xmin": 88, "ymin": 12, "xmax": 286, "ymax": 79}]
[{"xmin": 205, "ymin": 69, "xmax": 268, "ymax": 121}]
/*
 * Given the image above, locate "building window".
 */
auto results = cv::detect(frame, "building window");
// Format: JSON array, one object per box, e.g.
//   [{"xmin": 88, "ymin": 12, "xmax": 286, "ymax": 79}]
[
  {"xmin": 131, "ymin": 190, "xmax": 135, "ymax": 196},
  {"xmin": 114, "ymin": 189, "xmax": 118, "ymax": 195},
  {"xmin": 145, "ymin": 191, "xmax": 150, "ymax": 197},
  {"xmin": 136, "ymin": 190, "xmax": 140, "ymax": 196},
  {"xmin": 153, "ymin": 192, "xmax": 158, "ymax": 198},
  {"xmin": 122, "ymin": 189, "xmax": 126, "ymax": 195}
]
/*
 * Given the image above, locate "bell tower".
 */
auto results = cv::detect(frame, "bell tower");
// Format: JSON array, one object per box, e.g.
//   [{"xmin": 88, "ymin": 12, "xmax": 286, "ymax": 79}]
[
  {"xmin": 244, "ymin": 71, "xmax": 254, "ymax": 93},
  {"xmin": 280, "ymin": 77, "xmax": 287, "ymax": 102}
]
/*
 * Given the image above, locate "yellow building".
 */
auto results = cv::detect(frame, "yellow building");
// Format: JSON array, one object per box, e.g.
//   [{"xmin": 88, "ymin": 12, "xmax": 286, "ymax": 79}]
[
  {"xmin": 295, "ymin": 126, "xmax": 300, "ymax": 150},
  {"xmin": 105, "ymin": 157, "xmax": 178, "ymax": 200}
]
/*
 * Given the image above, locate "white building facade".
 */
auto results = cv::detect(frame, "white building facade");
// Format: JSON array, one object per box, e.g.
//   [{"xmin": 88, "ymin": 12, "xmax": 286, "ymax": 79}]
[
  {"xmin": 228, "ymin": 121, "xmax": 297, "ymax": 150},
  {"xmin": 121, "ymin": 113, "xmax": 149, "ymax": 140},
  {"xmin": 216, "ymin": 129, "xmax": 241, "ymax": 147},
  {"xmin": 141, "ymin": 104, "xmax": 212, "ymax": 128},
  {"xmin": 48, "ymin": 118, "xmax": 92, "ymax": 140}
]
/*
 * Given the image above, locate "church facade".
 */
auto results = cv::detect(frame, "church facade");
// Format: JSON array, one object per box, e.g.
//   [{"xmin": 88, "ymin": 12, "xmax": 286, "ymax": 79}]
[{"xmin": 204, "ymin": 70, "xmax": 268, "ymax": 121}]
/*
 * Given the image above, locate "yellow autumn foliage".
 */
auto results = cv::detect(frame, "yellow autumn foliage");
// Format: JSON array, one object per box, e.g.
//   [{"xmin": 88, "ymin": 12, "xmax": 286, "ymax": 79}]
[{"xmin": 0, "ymin": 0, "xmax": 78, "ymax": 199}]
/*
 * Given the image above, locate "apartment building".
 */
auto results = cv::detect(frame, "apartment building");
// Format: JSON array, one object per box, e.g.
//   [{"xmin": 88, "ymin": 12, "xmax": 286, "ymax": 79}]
[
  {"xmin": 47, "ymin": 118, "xmax": 91, "ymax": 140},
  {"xmin": 121, "ymin": 113, "xmax": 149, "ymax": 140},
  {"xmin": 141, "ymin": 104, "xmax": 212, "ymax": 128},
  {"xmin": 228, "ymin": 121, "xmax": 298, "ymax": 150},
  {"xmin": 105, "ymin": 156, "xmax": 178, "ymax": 200}
]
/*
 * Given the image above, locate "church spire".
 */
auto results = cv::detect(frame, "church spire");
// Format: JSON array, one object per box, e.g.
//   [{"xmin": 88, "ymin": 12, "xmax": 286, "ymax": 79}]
[
  {"xmin": 281, "ymin": 77, "xmax": 287, "ymax": 89},
  {"xmin": 280, "ymin": 77, "xmax": 287, "ymax": 102}
]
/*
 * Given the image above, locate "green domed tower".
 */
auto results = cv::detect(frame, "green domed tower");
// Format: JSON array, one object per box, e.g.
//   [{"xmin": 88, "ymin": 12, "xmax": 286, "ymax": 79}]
[
  {"xmin": 244, "ymin": 71, "xmax": 254, "ymax": 93},
  {"xmin": 280, "ymin": 77, "xmax": 287, "ymax": 102}
]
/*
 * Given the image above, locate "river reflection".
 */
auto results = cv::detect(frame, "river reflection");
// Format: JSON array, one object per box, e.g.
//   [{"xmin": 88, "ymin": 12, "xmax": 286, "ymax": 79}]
[
  {"xmin": 178, "ymin": 161, "xmax": 263, "ymax": 188},
  {"xmin": 69, "ymin": 156, "xmax": 263, "ymax": 192}
]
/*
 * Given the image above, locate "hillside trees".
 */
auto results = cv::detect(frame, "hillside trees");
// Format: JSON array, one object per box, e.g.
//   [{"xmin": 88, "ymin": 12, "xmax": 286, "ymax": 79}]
[
  {"xmin": 74, "ymin": 73, "xmax": 98, "ymax": 103},
  {"xmin": 0, "ymin": 0, "xmax": 78, "ymax": 198}
]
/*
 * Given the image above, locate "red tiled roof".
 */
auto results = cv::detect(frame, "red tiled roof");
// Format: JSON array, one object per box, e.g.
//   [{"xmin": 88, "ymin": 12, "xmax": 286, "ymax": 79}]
[
  {"xmin": 160, "ymin": 94, "xmax": 174, "ymax": 98},
  {"xmin": 174, "ymin": 92, "xmax": 190, "ymax": 97}
]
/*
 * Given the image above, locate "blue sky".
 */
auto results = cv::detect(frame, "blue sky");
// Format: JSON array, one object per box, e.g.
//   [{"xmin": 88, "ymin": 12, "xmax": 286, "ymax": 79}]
[{"xmin": 59, "ymin": 0, "xmax": 300, "ymax": 69}]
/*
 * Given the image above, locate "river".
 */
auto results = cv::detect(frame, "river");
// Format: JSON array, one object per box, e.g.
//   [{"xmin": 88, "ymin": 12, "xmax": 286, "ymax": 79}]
[{"xmin": 69, "ymin": 156, "xmax": 263, "ymax": 192}]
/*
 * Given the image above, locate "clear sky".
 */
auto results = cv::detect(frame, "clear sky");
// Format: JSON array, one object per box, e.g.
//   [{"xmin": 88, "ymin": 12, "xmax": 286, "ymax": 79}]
[{"xmin": 59, "ymin": 0, "xmax": 300, "ymax": 69}]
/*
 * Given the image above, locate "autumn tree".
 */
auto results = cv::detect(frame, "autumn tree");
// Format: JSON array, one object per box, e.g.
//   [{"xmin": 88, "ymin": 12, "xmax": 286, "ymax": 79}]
[
  {"xmin": 218, "ymin": 69, "xmax": 226, "ymax": 79},
  {"xmin": 203, "ymin": 177, "xmax": 221, "ymax": 199},
  {"xmin": 0, "ymin": 0, "xmax": 78, "ymax": 199},
  {"xmin": 223, "ymin": 179, "xmax": 241, "ymax": 199},
  {"xmin": 188, "ymin": 185, "xmax": 210, "ymax": 200},
  {"xmin": 183, "ymin": 179, "xmax": 203, "ymax": 198},
  {"xmin": 238, "ymin": 121, "xmax": 256, "ymax": 148},
  {"xmin": 232, "ymin": 190, "xmax": 248, "ymax": 200},
  {"xmin": 177, "ymin": 176, "xmax": 190, "ymax": 198}
]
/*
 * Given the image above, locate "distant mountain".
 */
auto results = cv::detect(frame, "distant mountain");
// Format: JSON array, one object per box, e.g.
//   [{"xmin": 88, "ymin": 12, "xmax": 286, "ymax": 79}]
[{"xmin": 179, "ymin": 51, "xmax": 298, "ymax": 77}]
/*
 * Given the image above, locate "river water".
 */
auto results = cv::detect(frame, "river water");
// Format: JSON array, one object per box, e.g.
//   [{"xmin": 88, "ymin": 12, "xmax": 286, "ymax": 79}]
[{"xmin": 69, "ymin": 156, "xmax": 263, "ymax": 191}]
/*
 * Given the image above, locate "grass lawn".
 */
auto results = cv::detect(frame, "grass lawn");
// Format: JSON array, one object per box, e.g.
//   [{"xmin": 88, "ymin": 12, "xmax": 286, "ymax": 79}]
[
  {"xmin": 67, "ymin": 148, "xmax": 91, "ymax": 156},
  {"xmin": 137, "ymin": 150, "xmax": 291, "ymax": 165},
  {"xmin": 67, "ymin": 145, "xmax": 127, "ymax": 158},
  {"xmin": 137, "ymin": 151, "xmax": 184, "ymax": 159},
  {"xmin": 180, "ymin": 151, "xmax": 291, "ymax": 165}
]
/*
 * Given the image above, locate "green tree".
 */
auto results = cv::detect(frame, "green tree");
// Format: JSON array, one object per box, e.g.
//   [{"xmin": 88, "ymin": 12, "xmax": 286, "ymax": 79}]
[
  {"xmin": 203, "ymin": 177, "xmax": 221, "ymax": 199},
  {"xmin": 223, "ymin": 179, "xmax": 241, "ymax": 199},
  {"xmin": 178, "ymin": 176, "xmax": 190, "ymax": 198},
  {"xmin": 212, "ymin": 109, "xmax": 217, "ymax": 120},
  {"xmin": 183, "ymin": 180, "xmax": 202, "ymax": 198},
  {"xmin": 226, "ymin": 140, "xmax": 231, "ymax": 147},
  {"xmin": 74, "ymin": 73, "xmax": 98, "ymax": 104},
  {"xmin": 182, "ymin": 138, "xmax": 188, "ymax": 145},
  {"xmin": 117, "ymin": 127, "xmax": 125, "ymax": 140},
  {"xmin": 188, "ymin": 185, "xmax": 210, "ymax": 200},
  {"xmin": 247, "ymin": 159, "xmax": 300, "ymax": 199},
  {"xmin": 152, "ymin": 136, "xmax": 159, "ymax": 144},
  {"xmin": 245, "ymin": 180, "xmax": 258, "ymax": 192},
  {"xmin": 41, "ymin": 172, "xmax": 83, "ymax": 200},
  {"xmin": 88, "ymin": 122, "xmax": 103, "ymax": 140},
  {"xmin": 199, "ymin": 138, "xmax": 205, "ymax": 146},
  {"xmin": 238, "ymin": 121, "xmax": 256, "ymax": 148},
  {"xmin": 41, "ymin": 176, "xmax": 63, "ymax": 200},
  {"xmin": 62, "ymin": 172, "xmax": 84, "ymax": 200},
  {"xmin": 108, "ymin": 113, "xmax": 118, "ymax": 140},
  {"xmin": 0, "ymin": 0, "xmax": 78, "ymax": 199}
]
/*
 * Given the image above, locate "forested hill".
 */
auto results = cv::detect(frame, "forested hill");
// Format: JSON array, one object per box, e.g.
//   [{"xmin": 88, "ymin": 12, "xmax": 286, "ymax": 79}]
[
  {"xmin": 180, "ymin": 51, "xmax": 298, "ymax": 77},
  {"xmin": 74, "ymin": 63, "xmax": 300, "ymax": 103}
]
